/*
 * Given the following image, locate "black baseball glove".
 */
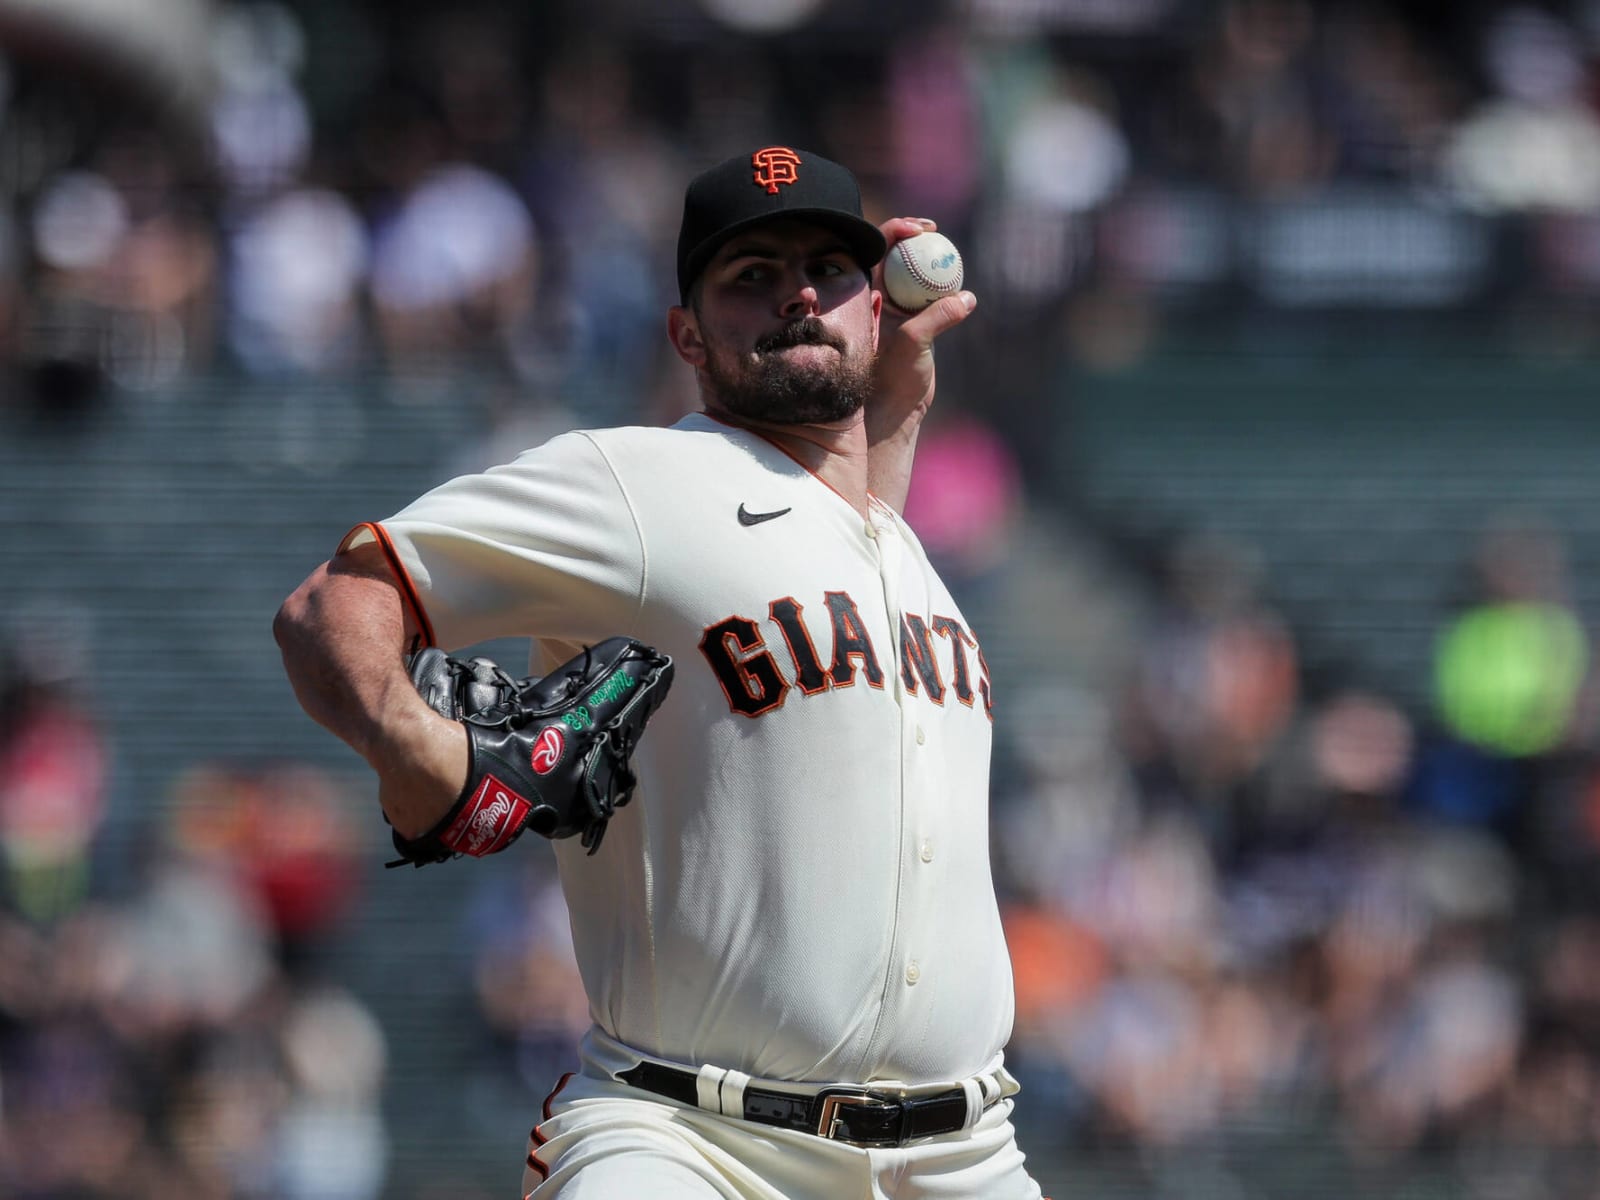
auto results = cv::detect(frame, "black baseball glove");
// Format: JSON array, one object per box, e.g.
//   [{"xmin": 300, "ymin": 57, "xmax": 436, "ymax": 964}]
[{"xmin": 389, "ymin": 637, "xmax": 674, "ymax": 866}]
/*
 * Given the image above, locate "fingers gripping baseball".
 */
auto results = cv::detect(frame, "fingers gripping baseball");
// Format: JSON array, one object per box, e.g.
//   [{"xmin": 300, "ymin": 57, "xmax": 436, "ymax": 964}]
[
  {"xmin": 387, "ymin": 638, "xmax": 675, "ymax": 867},
  {"xmin": 873, "ymin": 285, "xmax": 976, "ymax": 428},
  {"xmin": 876, "ymin": 292, "xmax": 974, "ymax": 400},
  {"xmin": 872, "ymin": 218, "xmax": 975, "ymax": 411},
  {"xmin": 899, "ymin": 290, "xmax": 978, "ymax": 345}
]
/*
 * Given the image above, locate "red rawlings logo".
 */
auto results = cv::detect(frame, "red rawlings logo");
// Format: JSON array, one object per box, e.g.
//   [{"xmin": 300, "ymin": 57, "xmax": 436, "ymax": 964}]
[
  {"xmin": 443, "ymin": 775, "xmax": 533, "ymax": 857},
  {"xmin": 752, "ymin": 146, "xmax": 801, "ymax": 194},
  {"xmin": 530, "ymin": 725, "xmax": 566, "ymax": 775}
]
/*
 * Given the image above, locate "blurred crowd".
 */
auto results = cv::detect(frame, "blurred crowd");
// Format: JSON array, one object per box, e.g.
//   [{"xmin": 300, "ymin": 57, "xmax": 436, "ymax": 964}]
[
  {"xmin": 6, "ymin": 0, "xmax": 1600, "ymax": 1196},
  {"xmin": 14, "ymin": 0, "xmax": 1600, "ymax": 429},
  {"xmin": 992, "ymin": 511, "xmax": 1600, "ymax": 1192},
  {"xmin": 0, "ymin": 629, "xmax": 384, "ymax": 1198}
]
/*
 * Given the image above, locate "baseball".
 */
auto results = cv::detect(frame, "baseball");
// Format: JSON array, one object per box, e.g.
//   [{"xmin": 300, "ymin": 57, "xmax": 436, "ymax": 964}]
[{"xmin": 883, "ymin": 231, "xmax": 965, "ymax": 312}]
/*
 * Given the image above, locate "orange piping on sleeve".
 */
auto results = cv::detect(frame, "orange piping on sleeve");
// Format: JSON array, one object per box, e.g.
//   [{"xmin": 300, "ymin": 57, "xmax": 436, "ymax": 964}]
[{"xmin": 339, "ymin": 521, "xmax": 437, "ymax": 649}]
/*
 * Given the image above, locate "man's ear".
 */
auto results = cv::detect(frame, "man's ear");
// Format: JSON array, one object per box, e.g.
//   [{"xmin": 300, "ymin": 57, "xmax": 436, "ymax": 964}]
[
  {"xmin": 667, "ymin": 306, "xmax": 707, "ymax": 366},
  {"xmin": 870, "ymin": 287, "xmax": 882, "ymax": 352}
]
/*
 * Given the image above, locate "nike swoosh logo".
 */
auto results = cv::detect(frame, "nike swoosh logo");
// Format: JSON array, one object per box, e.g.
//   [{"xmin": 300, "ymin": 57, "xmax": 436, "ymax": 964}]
[{"xmin": 738, "ymin": 503, "xmax": 792, "ymax": 526}]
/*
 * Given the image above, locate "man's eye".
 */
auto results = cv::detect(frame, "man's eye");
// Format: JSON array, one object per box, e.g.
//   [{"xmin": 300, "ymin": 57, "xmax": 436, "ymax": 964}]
[
  {"xmin": 736, "ymin": 265, "xmax": 769, "ymax": 283},
  {"xmin": 813, "ymin": 261, "xmax": 846, "ymax": 278}
]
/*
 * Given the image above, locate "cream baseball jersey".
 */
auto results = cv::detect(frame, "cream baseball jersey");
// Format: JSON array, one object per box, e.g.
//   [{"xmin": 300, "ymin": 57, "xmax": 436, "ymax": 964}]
[{"xmin": 343, "ymin": 413, "xmax": 1014, "ymax": 1086}]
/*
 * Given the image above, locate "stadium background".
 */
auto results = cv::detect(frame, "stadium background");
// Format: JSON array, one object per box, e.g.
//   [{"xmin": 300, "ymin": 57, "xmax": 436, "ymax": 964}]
[{"xmin": 5, "ymin": 0, "xmax": 1600, "ymax": 1196}]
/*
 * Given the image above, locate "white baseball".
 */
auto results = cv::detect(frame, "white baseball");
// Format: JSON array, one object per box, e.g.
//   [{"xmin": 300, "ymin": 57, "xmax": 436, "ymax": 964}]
[{"xmin": 883, "ymin": 231, "xmax": 964, "ymax": 312}]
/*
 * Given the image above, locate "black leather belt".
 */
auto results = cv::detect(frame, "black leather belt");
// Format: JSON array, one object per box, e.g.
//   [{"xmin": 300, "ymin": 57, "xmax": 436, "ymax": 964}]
[{"xmin": 616, "ymin": 1060, "xmax": 979, "ymax": 1147}]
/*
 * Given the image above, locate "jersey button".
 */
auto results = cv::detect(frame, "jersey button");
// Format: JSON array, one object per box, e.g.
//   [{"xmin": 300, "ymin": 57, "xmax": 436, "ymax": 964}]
[
  {"xmin": 905, "ymin": 961, "xmax": 921, "ymax": 986},
  {"xmin": 915, "ymin": 725, "xmax": 926, "ymax": 745},
  {"xmin": 920, "ymin": 841, "xmax": 934, "ymax": 863}
]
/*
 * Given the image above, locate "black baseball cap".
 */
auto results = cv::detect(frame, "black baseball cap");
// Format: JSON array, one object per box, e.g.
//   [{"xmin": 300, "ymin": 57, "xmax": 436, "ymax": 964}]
[{"xmin": 676, "ymin": 146, "xmax": 887, "ymax": 302}]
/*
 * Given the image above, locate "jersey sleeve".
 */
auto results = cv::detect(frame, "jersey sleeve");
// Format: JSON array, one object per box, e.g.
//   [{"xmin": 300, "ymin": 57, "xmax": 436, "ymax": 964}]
[{"xmin": 340, "ymin": 431, "xmax": 646, "ymax": 650}]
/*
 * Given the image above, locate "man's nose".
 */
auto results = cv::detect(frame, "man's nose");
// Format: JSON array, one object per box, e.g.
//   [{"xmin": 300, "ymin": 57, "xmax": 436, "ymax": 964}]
[{"xmin": 779, "ymin": 280, "xmax": 821, "ymax": 318}]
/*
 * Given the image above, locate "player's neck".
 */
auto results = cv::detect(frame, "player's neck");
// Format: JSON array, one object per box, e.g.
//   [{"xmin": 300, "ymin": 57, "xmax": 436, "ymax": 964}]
[{"xmin": 705, "ymin": 408, "xmax": 872, "ymax": 516}]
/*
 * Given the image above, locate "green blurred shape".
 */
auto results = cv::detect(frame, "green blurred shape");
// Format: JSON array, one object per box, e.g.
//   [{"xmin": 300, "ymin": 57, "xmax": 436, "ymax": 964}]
[{"xmin": 1434, "ymin": 602, "xmax": 1588, "ymax": 757}]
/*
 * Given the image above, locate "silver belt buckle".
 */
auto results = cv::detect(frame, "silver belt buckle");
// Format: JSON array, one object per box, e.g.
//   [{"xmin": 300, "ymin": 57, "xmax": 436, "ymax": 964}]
[
  {"xmin": 819, "ymin": 1088, "xmax": 908, "ymax": 1145},
  {"xmin": 815, "ymin": 1089, "xmax": 895, "ymax": 1142}
]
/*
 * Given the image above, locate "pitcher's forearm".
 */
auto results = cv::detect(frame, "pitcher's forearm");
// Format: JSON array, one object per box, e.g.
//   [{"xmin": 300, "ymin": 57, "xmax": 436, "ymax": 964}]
[
  {"xmin": 866, "ymin": 283, "xmax": 974, "ymax": 513},
  {"xmin": 274, "ymin": 558, "xmax": 412, "ymax": 759},
  {"xmin": 867, "ymin": 423, "xmax": 921, "ymax": 514},
  {"xmin": 274, "ymin": 552, "xmax": 468, "ymax": 834}
]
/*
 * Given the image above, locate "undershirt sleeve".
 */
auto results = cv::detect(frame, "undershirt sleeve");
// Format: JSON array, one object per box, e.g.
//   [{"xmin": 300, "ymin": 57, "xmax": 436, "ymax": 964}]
[{"xmin": 339, "ymin": 431, "xmax": 646, "ymax": 651}]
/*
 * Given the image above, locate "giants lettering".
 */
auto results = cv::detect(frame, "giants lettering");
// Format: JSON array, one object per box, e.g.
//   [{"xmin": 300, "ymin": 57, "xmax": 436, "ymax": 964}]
[
  {"xmin": 769, "ymin": 597, "xmax": 829, "ymax": 695},
  {"xmin": 699, "ymin": 593, "xmax": 992, "ymax": 721},
  {"xmin": 824, "ymin": 591, "xmax": 885, "ymax": 689},
  {"xmin": 699, "ymin": 616, "xmax": 789, "ymax": 717},
  {"xmin": 931, "ymin": 614, "xmax": 975, "ymax": 707},
  {"xmin": 976, "ymin": 642, "xmax": 994, "ymax": 721},
  {"xmin": 899, "ymin": 614, "xmax": 946, "ymax": 705}
]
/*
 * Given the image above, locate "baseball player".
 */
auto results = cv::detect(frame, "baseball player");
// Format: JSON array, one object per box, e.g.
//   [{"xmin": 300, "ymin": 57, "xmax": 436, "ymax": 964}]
[{"xmin": 274, "ymin": 146, "xmax": 1043, "ymax": 1199}]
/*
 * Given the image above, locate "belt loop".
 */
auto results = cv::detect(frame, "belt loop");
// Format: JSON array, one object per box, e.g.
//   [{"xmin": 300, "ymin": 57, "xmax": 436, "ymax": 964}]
[
  {"xmin": 994, "ymin": 1065, "xmax": 1020, "ymax": 1100},
  {"xmin": 718, "ymin": 1069, "xmax": 751, "ymax": 1117},
  {"xmin": 695, "ymin": 1064, "xmax": 729, "ymax": 1112},
  {"xmin": 977, "ymin": 1071, "xmax": 1001, "ymax": 1106},
  {"xmin": 958, "ymin": 1078, "xmax": 984, "ymax": 1131}
]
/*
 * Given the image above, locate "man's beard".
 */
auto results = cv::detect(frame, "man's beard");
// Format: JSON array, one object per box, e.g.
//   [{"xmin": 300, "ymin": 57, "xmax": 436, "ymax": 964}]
[{"xmin": 703, "ymin": 317, "xmax": 875, "ymax": 425}]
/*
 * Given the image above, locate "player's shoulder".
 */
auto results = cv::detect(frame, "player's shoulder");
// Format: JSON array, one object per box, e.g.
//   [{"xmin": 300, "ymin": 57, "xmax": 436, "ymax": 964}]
[
  {"xmin": 498, "ymin": 422, "xmax": 700, "ymax": 467},
  {"xmin": 579, "ymin": 414, "xmax": 769, "ymax": 464}
]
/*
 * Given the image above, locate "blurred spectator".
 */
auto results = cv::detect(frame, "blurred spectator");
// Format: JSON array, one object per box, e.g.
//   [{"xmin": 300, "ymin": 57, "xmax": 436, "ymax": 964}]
[
  {"xmin": 884, "ymin": 21, "xmax": 983, "ymax": 229},
  {"xmin": 1236, "ymin": 689, "xmax": 1416, "ymax": 860},
  {"xmin": 65, "ymin": 131, "xmax": 215, "ymax": 391},
  {"xmin": 18, "ymin": 169, "xmax": 133, "ymax": 417},
  {"xmin": 1533, "ymin": 915, "xmax": 1600, "ymax": 1055},
  {"xmin": 516, "ymin": 37, "xmax": 682, "ymax": 422},
  {"xmin": 1074, "ymin": 814, "xmax": 1223, "ymax": 977},
  {"xmin": 1442, "ymin": 6, "xmax": 1600, "ymax": 213},
  {"xmin": 273, "ymin": 986, "xmax": 389, "ymax": 1200},
  {"xmin": 1409, "ymin": 516, "xmax": 1589, "ymax": 843},
  {"xmin": 1002, "ymin": 68, "xmax": 1130, "ymax": 216},
  {"xmin": 226, "ymin": 187, "xmax": 370, "ymax": 376},
  {"xmin": 1306, "ymin": 690, "xmax": 1416, "ymax": 804},
  {"xmin": 0, "ymin": 633, "xmax": 108, "ymax": 924},
  {"xmin": 167, "ymin": 761, "xmax": 366, "ymax": 971},
  {"xmin": 996, "ymin": 678, "xmax": 1141, "ymax": 904},
  {"xmin": 1146, "ymin": 0, "xmax": 1329, "ymax": 195},
  {"xmin": 368, "ymin": 162, "xmax": 538, "ymax": 371},
  {"xmin": 101, "ymin": 848, "xmax": 277, "ymax": 1037},
  {"xmin": 0, "ymin": 1013, "xmax": 153, "ymax": 1197},
  {"xmin": 1320, "ymin": 4, "xmax": 1463, "ymax": 183},
  {"xmin": 1125, "ymin": 531, "xmax": 1300, "ymax": 812},
  {"xmin": 465, "ymin": 859, "xmax": 590, "ymax": 1097},
  {"xmin": 1432, "ymin": 516, "xmax": 1588, "ymax": 761},
  {"xmin": 975, "ymin": 43, "xmax": 1129, "ymax": 305},
  {"xmin": 209, "ymin": 2, "xmax": 315, "ymax": 200}
]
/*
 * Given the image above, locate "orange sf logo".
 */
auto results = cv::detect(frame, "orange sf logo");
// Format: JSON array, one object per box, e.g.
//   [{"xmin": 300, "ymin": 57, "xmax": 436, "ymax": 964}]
[{"xmin": 752, "ymin": 147, "xmax": 802, "ymax": 194}]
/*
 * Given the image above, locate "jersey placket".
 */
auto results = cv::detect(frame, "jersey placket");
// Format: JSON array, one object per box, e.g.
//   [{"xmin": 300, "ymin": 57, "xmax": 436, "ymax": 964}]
[{"xmin": 858, "ymin": 508, "xmax": 923, "ymax": 1071}]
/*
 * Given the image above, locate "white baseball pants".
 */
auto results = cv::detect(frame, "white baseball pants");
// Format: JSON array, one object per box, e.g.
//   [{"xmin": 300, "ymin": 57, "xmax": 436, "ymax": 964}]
[{"xmin": 521, "ymin": 1068, "xmax": 1044, "ymax": 1200}]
